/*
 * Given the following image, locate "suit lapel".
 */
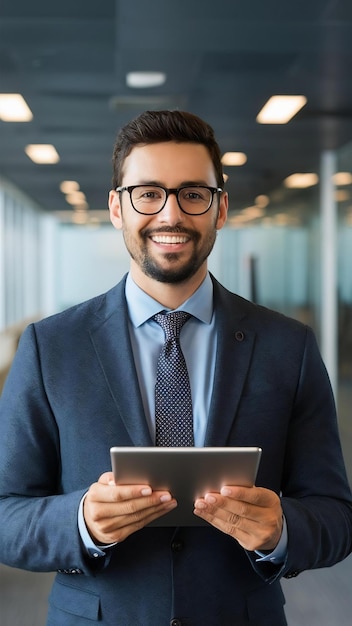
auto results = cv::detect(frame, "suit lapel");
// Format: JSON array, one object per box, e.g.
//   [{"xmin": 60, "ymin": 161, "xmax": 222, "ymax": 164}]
[
  {"xmin": 88, "ymin": 276, "xmax": 255, "ymax": 448},
  {"xmin": 89, "ymin": 279, "xmax": 153, "ymax": 446},
  {"xmin": 204, "ymin": 278, "xmax": 255, "ymax": 446}
]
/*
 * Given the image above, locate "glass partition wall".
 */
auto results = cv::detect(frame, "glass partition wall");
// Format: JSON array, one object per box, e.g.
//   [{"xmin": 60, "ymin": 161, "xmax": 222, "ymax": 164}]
[
  {"xmin": 336, "ymin": 142, "xmax": 352, "ymax": 479},
  {"xmin": 214, "ymin": 184, "xmax": 321, "ymax": 335},
  {"xmin": 211, "ymin": 151, "xmax": 352, "ymax": 481}
]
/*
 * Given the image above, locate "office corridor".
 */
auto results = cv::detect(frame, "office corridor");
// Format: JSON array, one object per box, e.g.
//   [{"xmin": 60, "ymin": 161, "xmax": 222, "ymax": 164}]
[{"xmin": 1, "ymin": 382, "xmax": 352, "ymax": 625}]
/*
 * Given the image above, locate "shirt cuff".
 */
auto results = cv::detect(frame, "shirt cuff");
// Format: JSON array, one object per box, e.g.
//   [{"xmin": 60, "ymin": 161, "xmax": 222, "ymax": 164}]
[
  {"xmin": 255, "ymin": 516, "xmax": 288, "ymax": 564},
  {"xmin": 78, "ymin": 493, "xmax": 117, "ymax": 559}
]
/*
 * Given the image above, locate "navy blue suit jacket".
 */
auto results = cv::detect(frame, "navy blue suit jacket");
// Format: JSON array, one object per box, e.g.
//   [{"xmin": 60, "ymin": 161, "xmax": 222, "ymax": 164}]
[{"xmin": 1, "ymin": 275, "xmax": 352, "ymax": 625}]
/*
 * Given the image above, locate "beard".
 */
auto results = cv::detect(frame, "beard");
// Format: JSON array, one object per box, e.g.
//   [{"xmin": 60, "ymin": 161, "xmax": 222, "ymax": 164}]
[{"xmin": 123, "ymin": 225, "xmax": 217, "ymax": 284}]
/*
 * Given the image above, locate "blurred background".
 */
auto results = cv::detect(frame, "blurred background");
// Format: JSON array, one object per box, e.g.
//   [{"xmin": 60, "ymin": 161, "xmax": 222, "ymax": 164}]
[{"xmin": 1, "ymin": 1, "xmax": 352, "ymax": 624}]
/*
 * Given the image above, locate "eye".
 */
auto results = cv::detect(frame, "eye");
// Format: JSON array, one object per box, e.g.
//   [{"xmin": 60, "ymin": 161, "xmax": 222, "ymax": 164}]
[
  {"xmin": 134, "ymin": 186, "xmax": 164, "ymax": 201},
  {"xmin": 142, "ymin": 190, "xmax": 158, "ymax": 199},
  {"xmin": 181, "ymin": 187, "xmax": 208, "ymax": 202}
]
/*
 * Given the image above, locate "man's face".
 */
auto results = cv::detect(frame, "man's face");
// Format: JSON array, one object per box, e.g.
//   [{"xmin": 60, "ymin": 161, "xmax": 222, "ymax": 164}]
[{"xmin": 109, "ymin": 141, "xmax": 228, "ymax": 287}]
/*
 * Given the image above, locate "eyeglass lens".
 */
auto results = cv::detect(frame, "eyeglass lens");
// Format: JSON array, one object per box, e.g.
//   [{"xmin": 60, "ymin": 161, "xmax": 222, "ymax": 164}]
[{"xmin": 130, "ymin": 185, "xmax": 214, "ymax": 214}]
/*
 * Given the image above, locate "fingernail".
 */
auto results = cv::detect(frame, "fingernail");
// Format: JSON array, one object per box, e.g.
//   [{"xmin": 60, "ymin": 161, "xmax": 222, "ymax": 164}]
[
  {"xmin": 205, "ymin": 494, "xmax": 216, "ymax": 504},
  {"xmin": 220, "ymin": 487, "xmax": 232, "ymax": 496},
  {"xmin": 141, "ymin": 487, "xmax": 152, "ymax": 496},
  {"xmin": 160, "ymin": 493, "xmax": 172, "ymax": 503}
]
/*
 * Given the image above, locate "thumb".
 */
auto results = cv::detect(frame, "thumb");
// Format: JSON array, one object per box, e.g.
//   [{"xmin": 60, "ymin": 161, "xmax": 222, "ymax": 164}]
[{"xmin": 98, "ymin": 471, "xmax": 115, "ymax": 485}]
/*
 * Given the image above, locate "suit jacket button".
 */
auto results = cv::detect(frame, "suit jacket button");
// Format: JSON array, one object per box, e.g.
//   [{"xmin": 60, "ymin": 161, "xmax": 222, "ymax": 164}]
[
  {"xmin": 235, "ymin": 331, "xmax": 244, "ymax": 341},
  {"xmin": 170, "ymin": 620, "xmax": 182, "ymax": 626},
  {"xmin": 171, "ymin": 541, "xmax": 183, "ymax": 552}
]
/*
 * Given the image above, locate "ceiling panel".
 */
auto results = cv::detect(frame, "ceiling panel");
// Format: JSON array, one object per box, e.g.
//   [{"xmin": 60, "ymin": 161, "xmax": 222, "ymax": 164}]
[{"xmin": 0, "ymin": 0, "xmax": 352, "ymax": 219}]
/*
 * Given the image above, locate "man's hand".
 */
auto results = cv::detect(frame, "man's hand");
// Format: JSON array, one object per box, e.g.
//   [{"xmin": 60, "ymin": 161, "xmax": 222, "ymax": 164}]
[
  {"xmin": 83, "ymin": 472, "xmax": 177, "ymax": 544},
  {"xmin": 194, "ymin": 486, "xmax": 283, "ymax": 552}
]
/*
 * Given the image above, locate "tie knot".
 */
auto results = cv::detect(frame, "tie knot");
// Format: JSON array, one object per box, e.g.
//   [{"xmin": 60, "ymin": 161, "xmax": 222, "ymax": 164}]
[{"xmin": 153, "ymin": 311, "xmax": 191, "ymax": 340}]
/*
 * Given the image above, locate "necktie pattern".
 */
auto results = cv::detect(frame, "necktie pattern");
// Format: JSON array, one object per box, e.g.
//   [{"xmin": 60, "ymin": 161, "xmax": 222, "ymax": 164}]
[{"xmin": 153, "ymin": 311, "xmax": 194, "ymax": 446}]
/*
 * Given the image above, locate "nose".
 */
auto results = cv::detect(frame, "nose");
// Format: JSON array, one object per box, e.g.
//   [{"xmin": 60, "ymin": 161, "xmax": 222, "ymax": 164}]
[{"xmin": 158, "ymin": 190, "xmax": 184, "ymax": 223}]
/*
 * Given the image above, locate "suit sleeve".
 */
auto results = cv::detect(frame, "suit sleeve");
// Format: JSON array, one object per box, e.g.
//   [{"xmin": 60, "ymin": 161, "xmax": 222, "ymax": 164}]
[
  {"xmin": 0, "ymin": 324, "xmax": 108, "ymax": 575},
  {"xmin": 248, "ymin": 327, "xmax": 352, "ymax": 582}
]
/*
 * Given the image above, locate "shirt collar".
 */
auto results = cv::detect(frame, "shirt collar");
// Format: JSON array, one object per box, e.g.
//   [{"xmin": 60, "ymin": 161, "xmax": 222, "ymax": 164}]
[{"xmin": 125, "ymin": 272, "xmax": 214, "ymax": 328}]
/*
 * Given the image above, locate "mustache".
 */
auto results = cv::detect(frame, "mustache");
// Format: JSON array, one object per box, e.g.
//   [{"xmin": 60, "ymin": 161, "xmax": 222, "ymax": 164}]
[{"xmin": 141, "ymin": 226, "xmax": 199, "ymax": 239}]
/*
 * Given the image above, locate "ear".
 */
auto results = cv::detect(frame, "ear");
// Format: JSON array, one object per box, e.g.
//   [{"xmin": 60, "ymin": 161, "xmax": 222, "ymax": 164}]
[
  {"xmin": 108, "ymin": 190, "xmax": 123, "ymax": 230},
  {"xmin": 216, "ymin": 191, "xmax": 228, "ymax": 231}
]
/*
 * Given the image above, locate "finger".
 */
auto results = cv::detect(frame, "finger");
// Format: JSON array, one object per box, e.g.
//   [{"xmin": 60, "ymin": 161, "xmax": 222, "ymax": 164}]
[
  {"xmin": 194, "ymin": 494, "xmax": 246, "ymax": 528},
  {"xmin": 194, "ymin": 493, "xmax": 283, "ymax": 550},
  {"xmin": 193, "ymin": 503, "xmax": 249, "ymax": 542},
  {"xmin": 193, "ymin": 498, "xmax": 264, "ymax": 550},
  {"xmin": 124, "ymin": 499, "xmax": 177, "ymax": 530},
  {"xmin": 220, "ymin": 485, "xmax": 279, "ymax": 508},
  {"xmin": 86, "ymin": 483, "xmax": 177, "ymax": 528},
  {"xmin": 86, "ymin": 496, "xmax": 178, "ymax": 544},
  {"xmin": 111, "ymin": 497, "xmax": 178, "ymax": 531},
  {"xmin": 194, "ymin": 493, "xmax": 247, "ymax": 517},
  {"xmin": 97, "ymin": 473, "xmax": 154, "ymax": 498},
  {"xmin": 111, "ymin": 484, "xmax": 176, "ymax": 505},
  {"xmin": 89, "ymin": 480, "xmax": 173, "ymax": 505},
  {"xmin": 195, "ymin": 491, "xmax": 279, "ymax": 526}
]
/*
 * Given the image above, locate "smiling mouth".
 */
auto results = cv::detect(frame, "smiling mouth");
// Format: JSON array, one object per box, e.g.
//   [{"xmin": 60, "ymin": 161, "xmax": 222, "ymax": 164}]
[{"xmin": 151, "ymin": 234, "xmax": 190, "ymax": 244}]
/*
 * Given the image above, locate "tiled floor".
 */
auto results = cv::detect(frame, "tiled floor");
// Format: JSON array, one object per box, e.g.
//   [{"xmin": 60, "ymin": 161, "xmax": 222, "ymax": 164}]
[
  {"xmin": 282, "ymin": 380, "xmax": 352, "ymax": 625},
  {"xmin": 283, "ymin": 554, "xmax": 352, "ymax": 625},
  {"xmin": 1, "ymin": 383, "xmax": 352, "ymax": 625},
  {"xmin": 0, "ymin": 566, "xmax": 54, "ymax": 626}
]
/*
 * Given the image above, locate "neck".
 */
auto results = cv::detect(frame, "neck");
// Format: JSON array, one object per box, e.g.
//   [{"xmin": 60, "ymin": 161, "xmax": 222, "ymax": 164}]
[{"xmin": 130, "ymin": 263, "xmax": 207, "ymax": 309}]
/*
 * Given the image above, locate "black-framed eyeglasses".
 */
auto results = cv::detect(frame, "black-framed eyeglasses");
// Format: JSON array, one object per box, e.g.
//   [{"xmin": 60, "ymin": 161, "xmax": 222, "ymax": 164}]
[{"xmin": 115, "ymin": 184, "xmax": 223, "ymax": 215}]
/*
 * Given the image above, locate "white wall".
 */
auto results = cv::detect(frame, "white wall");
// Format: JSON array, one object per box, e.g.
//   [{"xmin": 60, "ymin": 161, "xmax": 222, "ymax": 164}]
[{"xmin": 56, "ymin": 225, "xmax": 130, "ymax": 310}]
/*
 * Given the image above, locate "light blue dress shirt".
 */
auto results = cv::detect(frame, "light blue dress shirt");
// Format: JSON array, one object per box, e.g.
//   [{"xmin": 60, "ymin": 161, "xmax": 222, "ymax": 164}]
[
  {"xmin": 79, "ymin": 272, "xmax": 287, "ymax": 563},
  {"xmin": 125, "ymin": 272, "xmax": 216, "ymax": 447}
]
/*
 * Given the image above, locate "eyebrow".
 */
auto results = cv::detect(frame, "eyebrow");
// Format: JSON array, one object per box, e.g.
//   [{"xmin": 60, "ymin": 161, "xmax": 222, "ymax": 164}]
[{"xmin": 133, "ymin": 180, "xmax": 214, "ymax": 187}]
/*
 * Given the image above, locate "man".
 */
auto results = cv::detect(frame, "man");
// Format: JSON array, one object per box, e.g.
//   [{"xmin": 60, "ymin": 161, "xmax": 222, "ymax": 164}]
[{"xmin": 0, "ymin": 110, "xmax": 351, "ymax": 626}]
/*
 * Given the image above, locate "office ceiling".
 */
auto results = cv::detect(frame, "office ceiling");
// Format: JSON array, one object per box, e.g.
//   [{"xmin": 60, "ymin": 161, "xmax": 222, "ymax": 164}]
[{"xmin": 1, "ymin": 0, "xmax": 352, "ymax": 222}]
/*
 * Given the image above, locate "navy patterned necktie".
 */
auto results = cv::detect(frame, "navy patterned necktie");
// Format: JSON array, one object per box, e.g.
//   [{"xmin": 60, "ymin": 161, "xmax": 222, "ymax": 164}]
[{"xmin": 153, "ymin": 311, "xmax": 194, "ymax": 446}]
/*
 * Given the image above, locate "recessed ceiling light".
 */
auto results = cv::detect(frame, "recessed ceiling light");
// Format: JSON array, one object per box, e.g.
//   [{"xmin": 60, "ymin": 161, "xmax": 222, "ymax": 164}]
[
  {"xmin": 72, "ymin": 212, "xmax": 88, "ymax": 225},
  {"xmin": 60, "ymin": 180, "xmax": 80, "ymax": 194},
  {"xmin": 274, "ymin": 214, "xmax": 294, "ymax": 225},
  {"xmin": 284, "ymin": 173, "xmax": 319, "ymax": 188},
  {"xmin": 221, "ymin": 152, "xmax": 247, "ymax": 166},
  {"xmin": 25, "ymin": 144, "xmax": 60, "ymax": 164},
  {"xmin": 126, "ymin": 71, "xmax": 166, "ymax": 88},
  {"xmin": 242, "ymin": 206, "xmax": 265, "ymax": 218},
  {"xmin": 73, "ymin": 203, "xmax": 89, "ymax": 212},
  {"xmin": 227, "ymin": 214, "xmax": 249, "ymax": 228},
  {"xmin": 65, "ymin": 191, "xmax": 87, "ymax": 205},
  {"xmin": 333, "ymin": 172, "xmax": 352, "ymax": 186},
  {"xmin": 257, "ymin": 95, "xmax": 307, "ymax": 124},
  {"xmin": 255, "ymin": 194, "xmax": 270, "ymax": 208},
  {"xmin": 335, "ymin": 189, "xmax": 350, "ymax": 202},
  {"xmin": 0, "ymin": 93, "xmax": 33, "ymax": 121}
]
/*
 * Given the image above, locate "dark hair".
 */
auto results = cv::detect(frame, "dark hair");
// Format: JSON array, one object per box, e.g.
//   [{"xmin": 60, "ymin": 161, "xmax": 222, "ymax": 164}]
[{"xmin": 111, "ymin": 110, "xmax": 224, "ymax": 189}]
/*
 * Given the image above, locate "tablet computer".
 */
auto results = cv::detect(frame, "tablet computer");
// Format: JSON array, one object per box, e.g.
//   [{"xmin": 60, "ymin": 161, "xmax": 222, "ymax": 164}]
[{"xmin": 110, "ymin": 446, "xmax": 262, "ymax": 526}]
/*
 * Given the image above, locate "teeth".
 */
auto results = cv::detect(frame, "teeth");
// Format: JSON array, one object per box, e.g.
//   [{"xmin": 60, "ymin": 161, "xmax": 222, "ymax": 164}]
[{"xmin": 152, "ymin": 235, "xmax": 188, "ymax": 244}]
